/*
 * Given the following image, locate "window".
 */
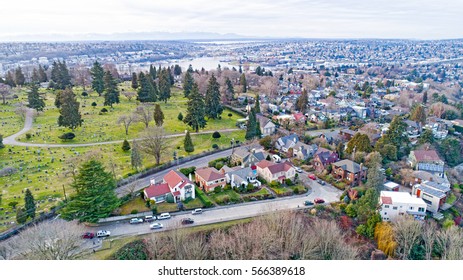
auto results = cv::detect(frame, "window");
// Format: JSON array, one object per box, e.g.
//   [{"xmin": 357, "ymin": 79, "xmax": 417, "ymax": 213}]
[
  {"xmin": 385, "ymin": 205, "xmax": 390, "ymax": 208},
  {"xmin": 384, "ymin": 212, "xmax": 387, "ymax": 215},
  {"xmin": 418, "ymin": 207, "xmax": 425, "ymax": 212},
  {"xmin": 393, "ymin": 206, "xmax": 398, "ymax": 210},
  {"xmin": 409, "ymin": 207, "xmax": 414, "ymax": 210}
]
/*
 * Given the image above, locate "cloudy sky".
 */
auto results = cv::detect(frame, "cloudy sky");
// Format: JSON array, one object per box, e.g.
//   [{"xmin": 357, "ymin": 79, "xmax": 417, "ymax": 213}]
[{"xmin": 0, "ymin": 0, "xmax": 462, "ymax": 41}]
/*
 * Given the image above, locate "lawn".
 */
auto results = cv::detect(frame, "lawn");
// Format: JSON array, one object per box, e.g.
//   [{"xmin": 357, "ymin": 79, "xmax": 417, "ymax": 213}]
[
  {"xmin": 269, "ymin": 186, "xmax": 293, "ymax": 196},
  {"xmin": 20, "ymin": 86, "xmax": 243, "ymax": 144},
  {"xmin": 290, "ymin": 185, "xmax": 307, "ymax": 194},
  {"xmin": 0, "ymin": 104, "xmax": 23, "ymax": 137},
  {"xmin": 209, "ymin": 189, "xmax": 243, "ymax": 205},
  {"xmin": 119, "ymin": 197, "xmax": 150, "ymax": 215}
]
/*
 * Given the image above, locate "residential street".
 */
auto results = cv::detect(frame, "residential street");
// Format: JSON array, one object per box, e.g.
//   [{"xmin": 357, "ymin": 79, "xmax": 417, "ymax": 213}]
[{"xmin": 83, "ymin": 177, "xmax": 342, "ymax": 249}]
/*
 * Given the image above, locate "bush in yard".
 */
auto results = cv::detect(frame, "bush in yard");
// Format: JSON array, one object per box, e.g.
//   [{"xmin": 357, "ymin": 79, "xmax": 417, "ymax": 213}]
[
  {"xmin": 130, "ymin": 209, "xmax": 138, "ymax": 215},
  {"xmin": 195, "ymin": 186, "xmax": 213, "ymax": 208},
  {"xmin": 59, "ymin": 132, "xmax": 76, "ymax": 140},
  {"xmin": 212, "ymin": 144, "xmax": 219, "ymax": 149},
  {"xmin": 166, "ymin": 193, "xmax": 175, "ymax": 203},
  {"xmin": 82, "ymin": 91, "xmax": 88, "ymax": 97},
  {"xmin": 246, "ymin": 183, "xmax": 255, "ymax": 192},
  {"xmin": 91, "ymin": 102, "xmax": 97, "ymax": 107},
  {"xmin": 26, "ymin": 133, "xmax": 32, "ymax": 139},
  {"xmin": 111, "ymin": 240, "xmax": 149, "ymax": 260},
  {"xmin": 151, "ymin": 205, "xmax": 158, "ymax": 215},
  {"xmin": 285, "ymin": 178, "xmax": 294, "ymax": 186},
  {"xmin": 179, "ymin": 166, "xmax": 196, "ymax": 176},
  {"xmin": 228, "ymin": 113, "xmax": 233, "ymax": 118},
  {"xmin": 293, "ymin": 187, "xmax": 299, "ymax": 195},
  {"xmin": 122, "ymin": 139, "xmax": 131, "ymax": 151},
  {"xmin": 212, "ymin": 131, "xmax": 221, "ymax": 138},
  {"xmin": 345, "ymin": 203, "xmax": 357, "ymax": 217},
  {"xmin": 215, "ymin": 162, "xmax": 224, "ymax": 170},
  {"xmin": 177, "ymin": 112, "xmax": 183, "ymax": 121},
  {"xmin": 100, "ymin": 108, "xmax": 108, "ymax": 113},
  {"xmin": 214, "ymin": 187, "xmax": 222, "ymax": 194},
  {"xmin": 269, "ymin": 181, "xmax": 281, "ymax": 188}
]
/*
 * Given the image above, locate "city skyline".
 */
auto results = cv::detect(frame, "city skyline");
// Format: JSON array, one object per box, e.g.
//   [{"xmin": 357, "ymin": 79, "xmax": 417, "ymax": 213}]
[{"xmin": 0, "ymin": 0, "xmax": 462, "ymax": 41}]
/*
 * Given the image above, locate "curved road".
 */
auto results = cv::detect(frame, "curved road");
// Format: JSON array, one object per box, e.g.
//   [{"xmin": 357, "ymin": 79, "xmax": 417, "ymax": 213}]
[{"xmin": 3, "ymin": 108, "xmax": 240, "ymax": 148}]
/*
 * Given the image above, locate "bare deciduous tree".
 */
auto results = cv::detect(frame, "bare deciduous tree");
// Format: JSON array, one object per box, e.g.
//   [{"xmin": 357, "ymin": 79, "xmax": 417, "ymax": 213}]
[
  {"xmin": 12, "ymin": 220, "xmax": 85, "ymax": 260},
  {"xmin": 122, "ymin": 91, "xmax": 136, "ymax": 101},
  {"xmin": 73, "ymin": 64, "xmax": 91, "ymax": 90},
  {"xmin": 437, "ymin": 226, "xmax": 463, "ymax": 260},
  {"xmin": 393, "ymin": 216, "xmax": 422, "ymax": 260},
  {"xmin": 118, "ymin": 114, "xmax": 135, "ymax": 136},
  {"xmin": 0, "ymin": 83, "xmax": 13, "ymax": 105},
  {"xmin": 134, "ymin": 105, "xmax": 152, "ymax": 128},
  {"xmin": 139, "ymin": 126, "xmax": 167, "ymax": 165},
  {"xmin": 422, "ymin": 221, "xmax": 437, "ymax": 260}
]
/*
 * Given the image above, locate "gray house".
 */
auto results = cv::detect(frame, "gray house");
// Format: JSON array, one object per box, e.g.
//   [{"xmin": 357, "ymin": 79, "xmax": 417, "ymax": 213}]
[{"xmin": 256, "ymin": 114, "xmax": 276, "ymax": 136}]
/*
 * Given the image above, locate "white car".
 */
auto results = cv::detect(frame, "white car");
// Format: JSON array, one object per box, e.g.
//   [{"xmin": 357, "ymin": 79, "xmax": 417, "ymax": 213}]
[
  {"xmin": 157, "ymin": 213, "xmax": 171, "ymax": 220},
  {"xmin": 150, "ymin": 223, "xmax": 163, "ymax": 230},
  {"xmin": 96, "ymin": 230, "xmax": 111, "ymax": 237},
  {"xmin": 129, "ymin": 218, "xmax": 144, "ymax": 224},
  {"xmin": 294, "ymin": 167, "xmax": 302, "ymax": 173},
  {"xmin": 191, "ymin": 208, "xmax": 203, "ymax": 215}
]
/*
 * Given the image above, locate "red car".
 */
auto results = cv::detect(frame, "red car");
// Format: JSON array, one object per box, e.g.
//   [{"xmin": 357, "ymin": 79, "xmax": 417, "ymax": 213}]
[
  {"xmin": 308, "ymin": 174, "xmax": 317, "ymax": 180},
  {"xmin": 82, "ymin": 232, "xmax": 95, "ymax": 239},
  {"xmin": 314, "ymin": 198, "xmax": 325, "ymax": 204}
]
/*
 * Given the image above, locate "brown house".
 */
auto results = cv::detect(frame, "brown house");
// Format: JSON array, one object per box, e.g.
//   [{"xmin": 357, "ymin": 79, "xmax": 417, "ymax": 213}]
[
  {"xmin": 313, "ymin": 147, "xmax": 339, "ymax": 173},
  {"xmin": 331, "ymin": 159, "xmax": 368, "ymax": 186},
  {"xmin": 195, "ymin": 167, "xmax": 226, "ymax": 193}
]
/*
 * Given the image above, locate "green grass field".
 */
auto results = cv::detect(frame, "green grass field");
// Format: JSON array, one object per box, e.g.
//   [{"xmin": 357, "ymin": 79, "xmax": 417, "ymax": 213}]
[{"xmin": 0, "ymin": 84, "xmax": 245, "ymax": 233}]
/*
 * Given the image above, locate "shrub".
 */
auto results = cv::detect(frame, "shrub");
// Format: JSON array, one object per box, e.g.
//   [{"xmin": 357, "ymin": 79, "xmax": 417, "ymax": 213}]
[
  {"xmin": 177, "ymin": 112, "xmax": 183, "ymax": 121},
  {"xmin": 100, "ymin": 108, "xmax": 108, "ymax": 113},
  {"xmin": 151, "ymin": 205, "xmax": 158, "ymax": 215},
  {"xmin": 212, "ymin": 131, "xmax": 221, "ymax": 138},
  {"xmin": 195, "ymin": 186, "xmax": 213, "ymax": 208},
  {"xmin": 166, "ymin": 193, "xmax": 175, "ymax": 203},
  {"xmin": 293, "ymin": 188, "xmax": 299, "ymax": 194},
  {"xmin": 215, "ymin": 162, "xmax": 224, "ymax": 170},
  {"xmin": 25, "ymin": 133, "xmax": 32, "ymax": 139},
  {"xmin": 122, "ymin": 139, "xmax": 131, "ymax": 151},
  {"xmin": 111, "ymin": 240, "xmax": 149, "ymax": 260},
  {"xmin": 285, "ymin": 178, "xmax": 294, "ymax": 186},
  {"xmin": 228, "ymin": 113, "xmax": 233, "ymax": 118},
  {"xmin": 130, "ymin": 209, "xmax": 138, "ymax": 215},
  {"xmin": 212, "ymin": 144, "xmax": 219, "ymax": 149},
  {"xmin": 246, "ymin": 183, "xmax": 255, "ymax": 192},
  {"xmin": 59, "ymin": 132, "xmax": 76, "ymax": 140},
  {"xmin": 81, "ymin": 91, "xmax": 88, "ymax": 97},
  {"xmin": 214, "ymin": 187, "xmax": 222, "ymax": 194},
  {"xmin": 91, "ymin": 102, "xmax": 97, "ymax": 107},
  {"xmin": 179, "ymin": 166, "xmax": 196, "ymax": 176},
  {"xmin": 269, "ymin": 181, "xmax": 281, "ymax": 188}
]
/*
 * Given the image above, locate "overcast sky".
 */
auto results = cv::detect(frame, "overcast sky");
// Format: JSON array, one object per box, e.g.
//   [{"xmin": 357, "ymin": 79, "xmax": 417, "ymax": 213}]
[{"xmin": 0, "ymin": 0, "xmax": 462, "ymax": 41}]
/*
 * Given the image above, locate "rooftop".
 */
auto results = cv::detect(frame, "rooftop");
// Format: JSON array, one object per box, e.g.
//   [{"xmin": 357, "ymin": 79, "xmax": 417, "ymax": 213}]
[{"xmin": 380, "ymin": 191, "xmax": 427, "ymax": 206}]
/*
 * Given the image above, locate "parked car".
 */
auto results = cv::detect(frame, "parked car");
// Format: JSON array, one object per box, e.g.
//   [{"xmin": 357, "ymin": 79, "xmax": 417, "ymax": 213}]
[
  {"xmin": 157, "ymin": 213, "xmax": 171, "ymax": 220},
  {"xmin": 129, "ymin": 218, "xmax": 144, "ymax": 224},
  {"xmin": 191, "ymin": 208, "xmax": 203, "ymax": 215},
  {"xmin": 149, "ymin": 223, "xmax": 163, "ymax": 230},
  {"xmin": 272, "ymin": 154, "xmax": 281, "ymax": 163},
  {"xmin": 317, "ymin": 179, "xmax": 325, "ymax": 185},
  {"xmin": 294, "ymin": 167, "xmax": 302, "ymax": 173},
  {"xmin": 181, "ymin": 218, "xmax": 194, "ymax": 225},
  {"xmin": 314, "ymin": 198, "xmax": 325, "ymax": 204},
  {"xmin": 96, "ymin": 230, "xmax": 111, "ymax": 237},
  {"xmin": 304, "ymin": 200, "xmax": 314, "ymax": 206},
  {"xmin": 82, "ymin": 232, "xmax": 94, "ymax": 239},
  {"xmin": 308, "ymin": 174, "xmax": 316, "ymax": 180},
  {"xmin": 144, "ymin": 215, "xmax": 156, "ymax": 222}
]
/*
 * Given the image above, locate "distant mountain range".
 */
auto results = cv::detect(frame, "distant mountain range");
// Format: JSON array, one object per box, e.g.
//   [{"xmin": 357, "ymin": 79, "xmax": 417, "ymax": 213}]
[{"xmin": 0, "ymin": 31, "xmax": 258, "ymax": 42}]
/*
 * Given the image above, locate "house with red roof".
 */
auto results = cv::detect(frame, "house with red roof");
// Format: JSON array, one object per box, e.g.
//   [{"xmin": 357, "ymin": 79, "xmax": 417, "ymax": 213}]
[
  {"xmin": 195, "ymin": 167, "xmax": 226, "ymax": 193},
  {"xmin": 143, "ymin": 170, "xmax": 195, "ymax": 203},
  {"xmin": 293, "ymin": 112, "xmax": 306, "ymax": 123},
  {"xmin": 408, "ymin": 149, "xmax": 444, "ymax": 177},
  {"xmin": 256, "ymin": 160, "xmax": 295, "ymax": 184}
]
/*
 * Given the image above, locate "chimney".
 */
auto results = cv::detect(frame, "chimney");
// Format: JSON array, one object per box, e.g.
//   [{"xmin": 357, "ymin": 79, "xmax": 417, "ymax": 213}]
[
  {"xmin": 189, "ymin": 173, "xmax": 192, "ymax": 182},
  {"xmin": 150, "ymin": 178, "xmax": 155, "ymax": 185}
]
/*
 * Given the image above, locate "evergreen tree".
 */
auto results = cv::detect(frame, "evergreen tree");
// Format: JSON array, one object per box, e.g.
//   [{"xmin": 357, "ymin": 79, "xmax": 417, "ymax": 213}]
[
  {"xmin": 103, "ymin": 70, "xmax": 120, "ymax": 108},
  {"xmin": 27, "ymin": 83, "xmax": 45, "ymax": 111},
  {"xmin": 167, "ymin": 66, "xmax": 175, "ymax": 86},
  {"xmin": 225, "ymin": 77, "xmax": 235, "ymax": 101},
  {"xmin": 16, "ymin": 208, "xmax": 28, "ymax": 224},
  {"xmin": 255, "ymin": 94, "xmax": 261, "ymax": 113},
  {"xmin": 422, "ymin": 91, "xmax": 428, "ymax": 104},
  {"xmin": 61, "ymin": 160, "xmax": 120, "ymax": 223},
  {"xmin": 245, "ymin": 108, "xmax": 260, "ymax": 140},
  {"xmin": 58, "ymin": 60, "xmax": 72, "ymax": 89},
  {"xmin": 296, "ymin": 89, "xmax": 308, "ymax": 113},
  {"xmin": 336, "ymin": 142, "xmax": 345, "ymax": 159},
  {"xmin": 184, "ymin": 131, "xmax": 194, "ymax": 153},
  {"xmin": 173, "ymin": 64, "xmax": 182, "ymax": 76},
  {"xmin": 158, "ymin": 68, "xmax": 171, "ymax": 103},
  {"xmin": 375, "ymin": 116, "xmax": 409, "ymax": 159},
  {"xmin": 58, "ymin": 88, "xmax": 82, "ymax": 130},
  {"xmin": 149, "ymin": 65, "xmax": 157, "ymax": 80},
  {"xmin": 131, "ymin": 72, "xmax": 138, "ymax": 89},
  {"xmin": 90, "ymin": 61, "xmax": 105, "ymax": 96},
  {"xmin": 346, "ymin": 133, "xmax": 372, "ymax": 154},
  {"xmin": 15, "ymin": 67, "xmax": 25, "ymax": 86},
  {"xmin": 410, "ymin": 104, "xmax": 426, "ymax": 125},
  {"xmin": 131, "ymin": 140, "xmax": 143, "ymax": 171},
  {"xmin": 38, "ymin": 64, "xmax": 48, "ymax": 82},
  {"xmin": 122, "ymin": 139, "xmax": 131, "ymax": 151},
  {"xmin": 137, "ymin": 72, "xmax": 157, "ymax": 102},
  {"xmin": 183, "ymin": 82, "xmax": 207, "ymax": 132},
  {"xmin": 240, "ymin": 73, "xmax": 247, "ymax": 93},
  {"xmin": 5, "ymin": 71, "xmax": 16, "ymax": 87},
  {"xmin": 54, "ymin": 90, "xmax": 62, "ymax": 108},
  {"xmin": 153, "ymin": 104, "xmax": 165, "ymax": 126},
  {"xmin": 204, "ymin": 74, "xmax": 223, "ymax": 119},
  {"xmin": 24, "ymin": 189, "xmax": 36, "ymax": 219},
  {"xmin": 0, "ymin": 134, "xmax": 4, "ymax": 149},
  {"xmin": 187, "ymin": 64, "xmax": 194, "ymax": 73},
  {"xmin": 239, "ymin": 65, "xmax": 242, "ymax": 73},
  {"xmin": 31, "ymin": 68, "xmax": 40, "ymax": 84},
  {"xmin": 183, "ymin": 70, "xmax": 195, "ymax": 98}
]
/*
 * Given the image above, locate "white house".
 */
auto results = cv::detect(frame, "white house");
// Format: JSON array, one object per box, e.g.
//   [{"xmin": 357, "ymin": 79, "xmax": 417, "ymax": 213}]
[
  {"xmin": 379, "ymin": 191, "xmax": 427, "ymax": 222},
  {"xmin": 256, "ymin": 160, "xmax": 295, "ymax": 184},
  {"xmin": 256, "ymin": 114, "xmax": 276, "ymax": 136},
  {"xmin": 275, "ymin": 134, "xmax": 299, "ymax": 152},
  {"xmin": 222, "ymin": 166, "xmax": 261, "ymax": 188},
  {"xmin": 144, "ymin": 170, "xmax": 196, "ymax": 203},
  {"xmin": 412, "ymin": 181, "xmax": 451, "ymax": 213}
]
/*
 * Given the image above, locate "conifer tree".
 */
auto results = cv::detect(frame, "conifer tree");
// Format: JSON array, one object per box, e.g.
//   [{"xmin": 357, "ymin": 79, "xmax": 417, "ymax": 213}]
[
  {"xmin": 131, "ymin": 72, "xmax": 138, "ymax": 89},
  {"xmin": 15, "ymin": 67, "xmax": 25, "ymax": 86},
  {"xmin": 38, "ymin": 64, "xmax": 48, "ymax": 82},
  {"xmin": 149, "ymin": 65, "xmax": 157, "ymax": 80},
  {"xmin": 184, "ymin": 131, "xmax": 194, "ymax": 153},
  {"xmin": 131, "ymin": 140, "xmax": 143, "ymax": 171},
  {"xmin": 158, "ymin": 68, "xmax": 171, "ymax": 103},
  {"xmin": 225, "ymin": 77, "xmax": 235, "ymax": 101},
  {"xmin": 5, "ymin": 71, "xmax": 16, "ymax": 87},
  {"xmin": 255, "ymin": 94, "xmax": 261, "ymax": 113},
  {"xmin": 153, "ymin": 104, "xmax": 165, "ymax": 126},
  {"xmin": 245, "ymin": 108, "xmax": 260, "ymax": 140},
  {"xmin": 61, "ymin": 160, "xmax": 119, "ymax": 223},
  {"xmin": 173, "ymin": 64, "xmax": 182, "ymax": 76},
  {"xmin": 103, "ymin": 70, "xmax": 119, "ymax": 108},
  {"xmin": 183, "ymin": 70, "xmax": 195, "ymax": 98},
  {"xmin": 27, "ymin": 83, "xmax": 45, "ymax": 111},
  {"xmin": 24, "ymin": 189, "xmax": 36, "ymax": 219},
  {"xmin": 122, "ymin": 139, "xmax": 131, "ymax": 151},
  {"xmin": 58, "ymin": 88, "xmax": 82, "ymax": 130},
  {"xmin": 205, "ymin": 74, "xmax": 223, "ymax": 119},
  {"xmin": 90, "ymin": 61, "xmax": 105, "ymax": 96},
  {"xmin": 296, "ymin": 89, "xmax": 308, "ymax": 113},
  {"xmin": 31, "ymin": 68, "xmax": 40, "ymax": 84},
  {"xmin": 137, "ymin": 72, "xmax": 157, "ymax": 102},
  {"xmin": 183, "ymin": 82, "xmax": 207, "ymax": 132},
  {"xmin": 240, "ymin": 73, "xmax": 247, "ymax": 93}
]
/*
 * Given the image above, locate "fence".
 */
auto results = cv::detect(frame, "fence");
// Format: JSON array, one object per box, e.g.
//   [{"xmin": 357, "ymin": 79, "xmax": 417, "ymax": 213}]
[{"xmin": 0, "ymin": 208, "xmax": 59, "ymax": 241}]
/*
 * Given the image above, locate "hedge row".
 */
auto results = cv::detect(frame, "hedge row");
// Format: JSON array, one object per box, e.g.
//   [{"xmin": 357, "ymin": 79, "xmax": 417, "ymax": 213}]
[{"xmin": 195, "ymin": 186, "xmax": 214, "ymax": 208}]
